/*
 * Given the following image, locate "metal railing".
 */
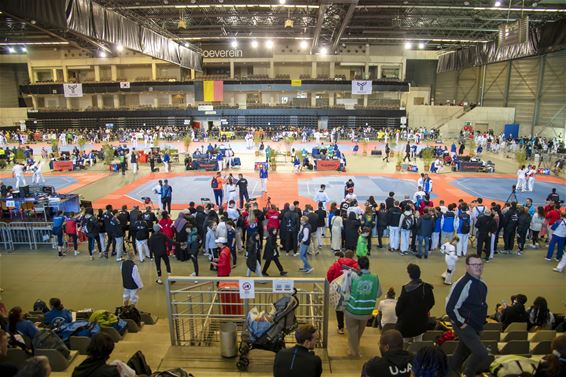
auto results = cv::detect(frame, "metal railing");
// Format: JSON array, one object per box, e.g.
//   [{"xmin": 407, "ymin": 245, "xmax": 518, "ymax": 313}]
[
  {"xmin": 164, "ymin": 276, "xmax": 329, "ymax": 349},
  {"xmin": 0, "ymin": 222, "xmax": 55, "ymax": 250}
]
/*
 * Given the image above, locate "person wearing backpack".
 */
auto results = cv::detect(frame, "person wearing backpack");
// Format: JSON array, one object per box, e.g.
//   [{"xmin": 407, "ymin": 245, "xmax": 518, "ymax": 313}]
[
  {"xmin": 502, "ymin": 202, "xmax": 519, "ymax": 253},
  {"xmin": 398, "ymin": 205, "xmax": 414, "ymax": 256},
  {"xmin": 455, "ymin": 205, "xmax": 472, "ymax": 257},
  {"xmin": 211, "ymin": 171, "xmax": 224, "ymax": 206}
]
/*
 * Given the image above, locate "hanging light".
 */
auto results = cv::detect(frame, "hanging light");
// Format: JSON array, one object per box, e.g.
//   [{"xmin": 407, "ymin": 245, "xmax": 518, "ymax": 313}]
[
  {"xmin": 231, "ymin": 40, "xmax": 238, "ymax": 48},
  {"xmin": 99, "ymin": 51, "xmax": 108, "ymax": 58},
  {"xmin": 319, "ymin": 47, "xmax": 328, "ymax": 55},
  {"xmin": 116, "ymin": 44, "xmax": 124, "ymax": 52},
  {"xmin": 251, "ymin": 40, "xmax": 259, "ymax": 48},
  {"xmin": 404, "ymin": 42, "xmax": 412, "ymax": 49},
  {"xmin": 418, "ymin": 42, "xmax": 425, "ymax": 49},
  {"xmin": 265, "ymin": 40, "xmax": 274, "ymax": 49},
  {"xmin": 299, "ymin": 40, "xmax": 308, "ymax": 50}
]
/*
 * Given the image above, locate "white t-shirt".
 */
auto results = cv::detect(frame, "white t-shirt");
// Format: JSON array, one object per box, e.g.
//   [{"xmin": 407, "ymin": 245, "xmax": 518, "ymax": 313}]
[
  {"xmin": 12, "ymin": 164, "xmax": 24, "ymax": 176},
  {"xmin": 377, "ymin": 298, "xmax": 398, "ymax": 327}
]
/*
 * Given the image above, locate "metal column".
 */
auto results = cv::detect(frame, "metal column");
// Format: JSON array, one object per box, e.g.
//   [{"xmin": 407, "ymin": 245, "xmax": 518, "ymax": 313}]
[{"xmin": 531, "ymin": 55, "xmax": 546, "ymax": 136}]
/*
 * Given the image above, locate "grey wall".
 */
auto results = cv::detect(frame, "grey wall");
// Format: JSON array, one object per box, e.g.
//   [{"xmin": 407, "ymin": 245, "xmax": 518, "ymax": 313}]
[{"xmin": 0, "ymin": 64, "xmax": 28, "ymax": 107}]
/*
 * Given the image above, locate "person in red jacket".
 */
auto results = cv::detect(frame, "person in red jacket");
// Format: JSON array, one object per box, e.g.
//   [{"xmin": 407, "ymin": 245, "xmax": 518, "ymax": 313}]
[
  {"xmin": 265, "ymin": 204, "xmax": 281, "ymax": 232},
  {"xmin": 545, "ymin": 203, "xmax": 561, "ymax": 241},
  {"xmin": 158, "ymin": 211, "xmax": 175, "ymax": 256},
  {"xmin": 213, "ymin": 237, "xmax": 231, "ymax": 277},
  {"xmin": 326, "ymin": 250, "xmax": 360, "ymax": 335},
  {"xmin": 64, "ymin": 212, "xmax": 79, "ymax": 256}
]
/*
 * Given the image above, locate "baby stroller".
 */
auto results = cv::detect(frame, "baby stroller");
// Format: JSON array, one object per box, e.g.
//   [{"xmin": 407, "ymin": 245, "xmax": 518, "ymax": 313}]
[{"xmin": 236, "ymin": 290, "xmax": 299, "ymax": 371}]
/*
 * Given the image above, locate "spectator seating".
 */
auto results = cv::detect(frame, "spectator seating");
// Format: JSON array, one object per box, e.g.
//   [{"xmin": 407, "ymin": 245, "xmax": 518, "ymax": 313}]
[
  {"xmin": 440, "ymin": 340, "xmax": 459, "ymax": 355},
  {"xmin": 422, "ymin": 330, "xmax": 442, "ymax": 341},
  {"xmin": 504, "ymin": 322, "xmax": 528, "ymax": 332},
  {"xmin": 529, "ymin": 330, "xmax": 556, "ymax": 342},
  {"xmin": 407, "ymin": 341, "xmax": 433, "ymax": 353},
  {"xmin": 530, "ymin": 341, "xmax": 552, "ymax": 355},
  {"xmin": 35, "ymin": 348, "xmax": 79, "ymax": 372},
  {"xmin": 501, "ymin": 331, "xmax": 528, "ymax": 342},
  {"xmin": 480, "ymin": 331, "xmax": 500, "ymax": 341},
  {"xmin": 499, "ymin": 340, "xmax": 530, "ymax": 355}
]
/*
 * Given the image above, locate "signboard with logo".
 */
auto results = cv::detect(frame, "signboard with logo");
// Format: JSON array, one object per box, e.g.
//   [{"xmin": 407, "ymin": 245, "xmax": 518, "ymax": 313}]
[
  {"xmin": 200, "ymin": 45, "xmax": 273, "ymax": 59},
  {"xmin": 352, "ymin": 80, "xmax": 372, "ymax": 95},
  {"xmin": 198, "ymin": 105, "xmax": 214, "ymax": 111},
  {"xmin": 63, "ymin": 83, "xmax": 83, "ymax": 97},
  {"xmin": 239, "ymin": 279, "xmax": 255, "ymax": 299},
  {"xmin": 272, "ymin": 280, "xmax": 294, "ymax": 294}
]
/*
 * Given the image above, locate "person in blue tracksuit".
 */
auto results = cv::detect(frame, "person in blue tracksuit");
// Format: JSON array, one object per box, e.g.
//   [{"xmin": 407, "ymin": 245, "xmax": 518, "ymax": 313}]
[
  {"xmin": 431, "ymin": 208, "xmax": 442, "ymax": 251},
  {"xmin": 440, "ymin": 204, "xmax": 456, "ymax": 245},
  {"xmin": 259, "ymin": 164, "xmax": 269, "ymax": 192},
  {"xmin": 52, "ymin": 211, "xmax": 65, "ymax": 257}
]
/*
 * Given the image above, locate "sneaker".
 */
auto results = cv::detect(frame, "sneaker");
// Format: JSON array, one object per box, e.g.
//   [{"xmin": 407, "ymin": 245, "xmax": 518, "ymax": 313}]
[
  {"xmin": 280, "ymin": 271, "xmax": 288, "ymax": 276},
  {"xmin": 315, "ymin": 251, "xmax": 320, "ymax": 256},
  {"xmin": 90, "ymin": 255, "xmax": 94, "ymax": 261},
  {"xmin": 74, "ymin": 251, "xmax": 79, "ymax": 256},
  {"xmin": 190, "ymin": 272, "xmax": 196, "ymax": 276},
  {"xmin": 424, "ymin": 255, "xmax": 428, "ymax": 259},
  {"xmin": 545, "ymin": 258, "xmax": 552, "ymax": 261},
  {"xmin": 98, "ymin": 252, "xmax": 104, "ymax": 258},
  {"xmin": 156, "ymin": 278, "xmax": 163, "ymax": 284},
  {"xmin": 416, "ymin": 255, "xmax": 422, "ymax": 259},
  {"xmin": 305, "ymin": 268, "xmax": 314, "ymax": 274},
  {"xmin": 263, "ymin": 272, "xmax": 270, "ymax": 277},
  {"xmin": 337, "ymin": 328, "xmax": 344, "ymax": 335},
  {"xmin": 293, "ymin": 253, "xmax": 299, "ymax": 257},
  {"xmin": 298, "ymin": 268, "xmax": 305, "ymax": 272},
  {"xmin": 517, "ymin": 252, "xmax": 522, "ymax": 256},
  {"xmin": 116, "ymin": 258, "xmax": 123, "ymax": 262},
  {"xmin": 58, "ymin": 252, "xmax": 63, "ymax": 257},
  {"xmin": 443, "ymin": 281, "xmax": 452, "ymax": 285},
  {"xmin": 553, "ymin": 268, "xmax": 562, "ymax": 273}
]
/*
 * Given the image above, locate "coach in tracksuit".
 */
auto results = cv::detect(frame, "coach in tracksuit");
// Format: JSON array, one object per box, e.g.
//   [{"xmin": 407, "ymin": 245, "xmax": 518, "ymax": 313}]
[{"xmin": 446, "ymin": 255, "xmax": 490, "ymax": 377}]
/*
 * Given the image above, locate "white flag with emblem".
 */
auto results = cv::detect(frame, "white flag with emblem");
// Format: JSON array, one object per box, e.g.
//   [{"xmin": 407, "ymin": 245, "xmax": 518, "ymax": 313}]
[
  {"xmin": 120, "ymin": 81, "xmax": 130, "ymax": 89},
  {"xmin": 351, "ymin": 80, "xmax": 372, "ymax": 95},
  {"xmin": 63, "ymin": 83, "xmax": 83, "ymax": 97}
]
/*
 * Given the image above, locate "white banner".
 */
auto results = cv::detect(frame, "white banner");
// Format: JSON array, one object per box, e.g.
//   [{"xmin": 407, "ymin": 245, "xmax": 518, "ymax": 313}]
[
  {"xmin": 239, "ymin": 279, "xmax": 255, "ymax": 299},
  {"xmin": 351, "ymin": 80, "xmax": 372, "ymax": 95},
  {"xmin": 120, "ymin": 81, "xmax": 130, "ymax": 89},
  {"xmin": 272, "ymin": 280, "xmax": 294, "ymax": 294},
  {"xmin": 63, "ymin": 83, "xmax": 83, "ymax": 97}
]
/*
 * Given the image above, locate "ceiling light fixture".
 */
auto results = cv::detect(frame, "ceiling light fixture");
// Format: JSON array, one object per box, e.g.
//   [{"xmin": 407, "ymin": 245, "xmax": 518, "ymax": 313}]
[
  {"xmin": 251, "ymin": 40, "xmax": 259, "ymax": 48},
  {"xmin": 265, "ymin": 40, "xmax": 274, "ymax": 49},
  {"xmin": 418, "ymin": 42, "xmax": 425, "ymax": 49},
  {"xmin": 279, "ymin": 0, "xmax": 286, "ymax": 4},
  {"xmin": 21, "ymin": 47, "xmax": 27, "ymax": 52},
  {"xmin": 319, "ymin": 47, "xmax": 328, "ymax": 55},
  {"xmin": 7, "ymin": 47, "xmax": 16, "ymax": 53},
  {"xmin": 494, "ymin": 1, "xmax": 501, "ymax": 6},
  {"xmin": 116, "ymin": 44, "xmax": 124, "ymax": 52},
  {"xmin": 404, "ymin": 41, "xmax": 412, "ymax": 49},
  {"xmin": 299, "ymin": 40, "xmax": 308, "ymax": 50},
  {"xmin": 99, "ymin": 51, "xmax": 108, "ymax": 58},
  {"xmin": 231, "ymin": 40, "xmax": 238, "ymax": 48}
]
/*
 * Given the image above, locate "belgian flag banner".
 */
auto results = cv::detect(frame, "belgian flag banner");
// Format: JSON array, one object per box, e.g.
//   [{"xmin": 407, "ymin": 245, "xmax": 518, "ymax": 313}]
[{"xmin": 194, "ymin": 80, "xmax": 224, "ymax": 102}]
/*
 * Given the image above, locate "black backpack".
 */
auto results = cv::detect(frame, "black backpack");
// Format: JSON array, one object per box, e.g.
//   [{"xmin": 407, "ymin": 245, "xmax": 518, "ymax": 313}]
[
  {"xmin": 128, "ymin": 350, "xmax": 152, "ymax": 376},
  {"xmin": 401, "ymin": 215, "xmax": 414, "ymax": 230},
  {"xmin": 33, "ymin": 299, "xmax": 48, "ymax": 313},
  {"xmin": 116, "ymin": 306, "xmax": 142, "ymax": 327},
  {"xmin": 460, "ymin": 213, "xmax": 471, "ymax": 234}
]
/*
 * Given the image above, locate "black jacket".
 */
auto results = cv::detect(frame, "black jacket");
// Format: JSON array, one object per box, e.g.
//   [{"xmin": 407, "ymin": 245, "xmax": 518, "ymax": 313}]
[
  {"xmin": 273, "ymin": 345, "xmax": 322, "ymax": 377},
  {"xmin": 385, "ymin": 197, "xmax": 395, "ymax": 210},
  {"xmin": 246, "ymin": 238, "xmax": 261, "ymax": 271},
  {"xmin": 363, "ymin": 349, "xmax": 413, "ymax": 377},
  {"xmin": 517, "ymin": 212, "xmax": 531, "ymax": 233},
  {"xmin": 395, "ymin": 279, "xmax": 435, "ymax": 338},
  {"xmin": 416, "ymin": 214, "xmax": 434, "ymax": 236},
  {"xmin": 306, "ymin": 212, "xmax": 319, "ymax": 231},
  {"xmin": 343, "ymin": 217, "xmax": 361, "ymax": 250},
  {"xmin": 263, "ymin": 234, "xmax": 279, "ymax": 261},
  {"xmin": 501, "ymin": 302, "xmax": 529, "ymax": 330},
  {"xmin": 475, "ymin": 214, "xmax": 497, "ymax": 236},
  {"xmin": 446, "ymin": 272, "xmax": 488, "ymax": 332},
  {"xmin": 71, "ymin": 358, "xmax": 120, "ymax": 377},
  {"xmin": 282, "ymin": 210, "xmax": 300, "ymax": 232},
  {"xmin": 148, "ymin": 232, "xmax": 172, "ymax": 257},
  {"xmin": 386, "ymin": 207, "xmax": 402, "ymax": 227}
]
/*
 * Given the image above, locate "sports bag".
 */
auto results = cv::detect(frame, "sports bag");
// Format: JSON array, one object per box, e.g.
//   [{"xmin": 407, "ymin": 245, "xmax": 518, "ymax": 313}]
[
  {"xmin": 151, "ymin": 368, "xmax": 194, "ymax": 377},
  {"xmin": 489, "ymin": 355, "xmax": 539, "ymax": 377},
  {"xmin": 56, "ymin": 320, "xmax": 101, "ymax": 344},
  {"xmin": 127, "ymin": 350, "xmax": 152, "ymax": 376},
  {"xmin": 116, "ymin": 306, "xmax": 142, "ymax": 327},
  {"xmin": 89, "ymin": 310, "xmax": 119, "ymax": 326},
  {"xmin": 32, "ymin": 329, "xmax": 70, "ymax": 359}
]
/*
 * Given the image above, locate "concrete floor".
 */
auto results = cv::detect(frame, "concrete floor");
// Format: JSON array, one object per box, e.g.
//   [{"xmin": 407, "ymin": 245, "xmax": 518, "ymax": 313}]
[{"xmin": 1, "ymin": 142, "xmax": 565, "ymax": 376}]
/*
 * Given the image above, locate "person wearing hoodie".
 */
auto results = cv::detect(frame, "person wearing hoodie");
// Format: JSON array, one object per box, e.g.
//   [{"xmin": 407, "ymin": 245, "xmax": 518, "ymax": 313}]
[
  {"xmin": 416, "ymin": 207, "xmax": 434, "ymax": 258},
  {"xmin": 71, "ymin": 333, "xmax": 120, "ymax": 377},
  {"xmin": 440, "ymin": 204, "xmax": 456, "ymax": 245},
  {"xmin": 398, "ymin": 205, "xmax": 415, "ymax": 255},
  {"xmin": 356, "ymin": 227, "xmax": 371, "ymax": 258},
  {"xmin": 282, "ymin": 204, "xmax": 300, "ymax": 256},
  {"xmin": 326, "ymin": 250, "xmax": 359, "ymax": 335},
  {"xmin": 516, "ymin": 206, "xmax": 532, "ymax": 256},
  {"xmin": 362, "ymin": 329, "xmax": 413, "ymax": 377},
  {"xmin": 376, "ymin": 203, "xmax": 388, "ymax": 249},
  {"xmin": 501, "ymin": 202, "xmax": 519, "ymax": 253},
  {"xmin": 454, "ymin": 204, "xmax": 471, "ymax": 257},
  {"xmin": 395, "ymin": 264, "xmax": 435, "ymax": 343},
  {"xmin": 262, "ymin": 228, "xmax": 287, "ymax": 276},
  {"xmin": 343, "ymin": 212, "xmax": 361, "ymax": 252},
  {"xmin": 500, "ymin": 294, "xmax": 529, "ymax": 331},
  {"xmin": 386, "ymin": 201, "xmax": 402, "ymax": 251}
]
